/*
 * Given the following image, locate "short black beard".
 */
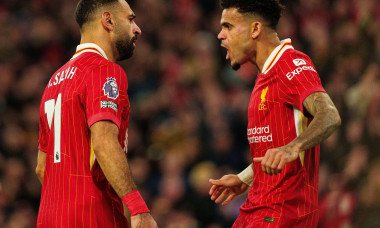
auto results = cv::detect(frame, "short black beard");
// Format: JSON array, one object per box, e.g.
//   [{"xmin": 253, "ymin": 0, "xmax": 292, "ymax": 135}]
[
  {"xmin": 232, "ymin": 63, "xmax": 240, "ymax": 71},
  {"xmin": 116, "ymin": 36, "xmax": 137, "ymax": 61}
]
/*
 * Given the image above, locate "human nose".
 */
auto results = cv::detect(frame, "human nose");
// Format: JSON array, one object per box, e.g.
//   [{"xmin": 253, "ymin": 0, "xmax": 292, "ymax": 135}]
[
  {"xmin": 133, "ymin": 23, "xmax": 142, "ymax": 35},
  {"xmin": 217, "ymin": 30, "xmax": 224, "ymax": 40}
]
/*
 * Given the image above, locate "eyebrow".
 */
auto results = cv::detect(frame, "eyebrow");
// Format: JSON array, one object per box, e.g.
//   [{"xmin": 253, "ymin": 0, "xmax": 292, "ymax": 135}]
[{"xmin": 221, "ymin": 22, "xmax": 232, "ymax": 27}]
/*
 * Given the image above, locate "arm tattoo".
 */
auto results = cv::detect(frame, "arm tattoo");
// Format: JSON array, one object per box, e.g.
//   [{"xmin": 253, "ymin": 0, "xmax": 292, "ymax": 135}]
[{"xmin": 289, "ymin": 92, "xmax": 341, "ymax": 152}]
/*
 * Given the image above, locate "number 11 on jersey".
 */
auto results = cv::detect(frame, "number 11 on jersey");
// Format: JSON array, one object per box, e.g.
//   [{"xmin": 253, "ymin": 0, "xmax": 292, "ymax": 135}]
[{"xmin": 44, "ymin": 93, "xmax": 62, "ymax": 163}]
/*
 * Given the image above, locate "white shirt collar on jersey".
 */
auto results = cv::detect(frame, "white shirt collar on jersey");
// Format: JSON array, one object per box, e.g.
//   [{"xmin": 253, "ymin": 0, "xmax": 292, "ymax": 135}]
[
  {"xmin": 72, "ymin": 43, "xmax": 108, "ymax": 60},
  {"xmin": 261, "ymin": 38, "xmax": 293, "ymax": 74}
]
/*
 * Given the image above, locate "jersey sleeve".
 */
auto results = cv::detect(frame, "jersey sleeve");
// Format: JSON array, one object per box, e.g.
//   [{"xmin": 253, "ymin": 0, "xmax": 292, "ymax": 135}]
[
  {"xmin": 276, "ymin": 53, "xmax": 326, "ymax": 114},
  {"xmin": 85, "ymin": 62, "xmax": 128, "ymax": 128},
  {"xmin": 38, "ymin": 100, "xmax": 49, "ymax": 153}
]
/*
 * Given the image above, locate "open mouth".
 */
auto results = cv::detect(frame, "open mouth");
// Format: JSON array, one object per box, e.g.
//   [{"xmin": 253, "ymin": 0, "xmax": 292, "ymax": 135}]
[{"xmin": 221, "ymin": 43, "xmax": 230, "ymax": 60}]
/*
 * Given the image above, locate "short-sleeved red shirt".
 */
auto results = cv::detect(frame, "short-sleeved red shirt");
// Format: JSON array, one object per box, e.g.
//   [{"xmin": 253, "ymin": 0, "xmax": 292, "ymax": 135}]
[
  {"xmin": 234, "ymin": 39, "xmax": 325, "ymax": 228},
  {"xmin": 38, "ymin": 43, "xmax": 130, "ymax": 228}
]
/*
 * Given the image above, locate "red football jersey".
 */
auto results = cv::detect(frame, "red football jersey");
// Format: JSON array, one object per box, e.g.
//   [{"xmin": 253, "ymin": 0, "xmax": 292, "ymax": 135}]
[
  {"xmin": 234, "ymin": 39, "xmax": 325, "ymax": 228},
  {"xmin": 37, "ymin": 43, "xmax": 130, "ymax": 228}
]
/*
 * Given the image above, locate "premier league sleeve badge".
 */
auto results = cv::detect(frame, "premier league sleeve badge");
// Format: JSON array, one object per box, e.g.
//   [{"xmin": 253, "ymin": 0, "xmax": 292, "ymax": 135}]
[{"xmin": 103, "ymin": 78, "xmax": 119, "ymax": 99}]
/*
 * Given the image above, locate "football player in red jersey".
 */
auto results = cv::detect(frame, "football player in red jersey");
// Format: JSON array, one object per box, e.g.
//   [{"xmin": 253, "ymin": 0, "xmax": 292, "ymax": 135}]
[
  {"xmin": 36, "ymin": 0, "xmax": 157, "ymax": 227},
  {"xmin": 209, "ymin": 0, "xmax": 341, "ymax": 227}
]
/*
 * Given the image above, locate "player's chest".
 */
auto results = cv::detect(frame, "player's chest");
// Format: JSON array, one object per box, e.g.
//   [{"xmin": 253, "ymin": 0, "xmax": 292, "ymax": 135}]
[{"xmin": 248, "ymin": 75, "xmax": 282, "ymax": 117}]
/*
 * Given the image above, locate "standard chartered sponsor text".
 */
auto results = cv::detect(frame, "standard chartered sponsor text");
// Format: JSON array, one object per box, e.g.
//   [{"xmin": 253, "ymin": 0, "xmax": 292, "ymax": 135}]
[{"xmin": 247, "ymin": 125, "xmax": 273, "ymax": 144}]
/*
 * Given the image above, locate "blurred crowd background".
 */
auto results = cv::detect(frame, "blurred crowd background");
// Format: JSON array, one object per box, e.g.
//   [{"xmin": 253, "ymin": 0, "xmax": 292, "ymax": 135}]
[{"xmin": 0, "ymin": 0, "xmax": 380, "ymax": 227}]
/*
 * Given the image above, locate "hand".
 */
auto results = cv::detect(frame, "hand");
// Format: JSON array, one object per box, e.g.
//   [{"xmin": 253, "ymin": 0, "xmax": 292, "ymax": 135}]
[
  {"xmin": 131, "ymin": 213, "xmax": 158, "ymax": 228},
  {"xmin": 208, "ymin": 174, "xmax": 249, "ymax": 206},
  {"xmin": 253, "ymin": 146, "xmax": 299, "ymax": 175}
]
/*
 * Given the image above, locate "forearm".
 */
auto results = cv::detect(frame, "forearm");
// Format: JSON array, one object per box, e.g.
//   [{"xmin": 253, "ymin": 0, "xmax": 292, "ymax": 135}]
[
  {"xmin": 289, "ymin": 108, "xmax": 341, "ymax": 152},
  {"xmin": 94, "ymin": 141, "xmax": 136, "ymax": 198},
  {"xmin": 91, "ymin": 121, "xmax": 137, "ymax": 198},
  {"xmin": 91, "ymin": 121, "xmax": 150, "ymax": 217}
]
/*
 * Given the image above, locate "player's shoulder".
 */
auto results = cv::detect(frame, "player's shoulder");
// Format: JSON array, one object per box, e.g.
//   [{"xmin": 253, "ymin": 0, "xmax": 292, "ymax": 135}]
[
  {"xmin": 280, "ymin": 49, "xmax": 315, "ymax": 68},
  {"xmin": 76, "ymin": 53, "xmax": 110, "ymax": 70},
  {"xmin": 75, "ymin": 53, "xmax": 126, "ymax": 77},
  {"xmin": 276, "ymin": 49, "xmax": 318, "ymax": 80}
]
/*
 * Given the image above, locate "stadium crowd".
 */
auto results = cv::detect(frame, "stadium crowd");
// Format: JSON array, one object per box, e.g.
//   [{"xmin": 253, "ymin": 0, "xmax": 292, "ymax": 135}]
[{"xmin": 0, "ymin": 0, "xmax": 380, "ymax": 227}]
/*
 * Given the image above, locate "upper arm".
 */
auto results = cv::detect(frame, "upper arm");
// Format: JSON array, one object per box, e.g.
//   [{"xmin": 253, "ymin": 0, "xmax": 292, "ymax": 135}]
[
  {"xmin": 90, "ymin": 120, "xmax": 120, "ymax": 152},
  {"xmin": 39, "ymin": 97, "xmax": 49, "ymax": 152},
  {"xmin": 37, "ymin": 150, "xmax": 47, "ymax": 168},
  {"xmin": 303, "ymin": 92, "xmax": 340, "ymax": 120}
]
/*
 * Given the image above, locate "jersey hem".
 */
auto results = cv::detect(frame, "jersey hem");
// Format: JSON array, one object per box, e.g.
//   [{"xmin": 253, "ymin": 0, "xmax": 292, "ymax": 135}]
[
  {"xmin": 38, "ymin": 145, "xmax": 48, "ymax": 153},
  {"xmin": 88, "ymin": 113, "xmax": 121, "ymax": 129}
]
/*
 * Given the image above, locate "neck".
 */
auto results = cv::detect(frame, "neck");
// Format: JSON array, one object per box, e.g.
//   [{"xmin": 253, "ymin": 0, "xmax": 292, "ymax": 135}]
[
  {"xmin": 254, "ymin": 32, "xmax": 281, "ymax": 73},
  {"xmin": 80, "ymin": 29, "xmax": 117, "ymax": 62}
]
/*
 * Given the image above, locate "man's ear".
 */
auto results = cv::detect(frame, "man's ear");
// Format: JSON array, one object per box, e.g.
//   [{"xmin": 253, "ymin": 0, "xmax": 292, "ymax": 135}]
[
  {"xmin": 101, "ymin": 11, "xmax": 114, "ymax": 31},
  {"xmin": 251, "ymin": 21, "xmax": 262, "ymax": 39}
]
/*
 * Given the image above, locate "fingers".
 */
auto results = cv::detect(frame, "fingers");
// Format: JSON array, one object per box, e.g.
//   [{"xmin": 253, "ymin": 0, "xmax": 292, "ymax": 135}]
[
  {"xmin": 208, "ymin": 178, "xmax": 221, "ymax": 185},
  {"xmin": 259, "ymin": 149, "xmax": 287, "ymax": 176},
  {"xmin": 264, "ymin": 151, "xmax": 275, "ymax": 175},
  {"xmin": 277, "ymin": 158, "xmax": 286, "ymax": 171},
  {"xmin": 253, "ymin": 157, "xmax": 263, "ymax": 163},
  {"xmin": 209, "ymin": 183, "xmax": 233, "ymax": 205},
  {"xmin": 209, "ymin": 182, "xmax": 218, "ymax": 195},
  {"xmin": 215, "ymin": 189, "xmax": 230, "ymax": 204},
  {"xmin": 210, "ymin": 186, "xmax": 225, "ymax": 201},
  {"xmin": 221, "ymin": 192, "xmax": 236, "ymax": 206},
  {"xmin": 271, "ymin": 154, "xmax": 282, "ymax": 175},
  {"xmin": 209, "ymin": 178, "xmax": 222, "ymax": 196},
  {"xmin": 260, "ymin": 152, "xmax": 270, "ymax": 175}
]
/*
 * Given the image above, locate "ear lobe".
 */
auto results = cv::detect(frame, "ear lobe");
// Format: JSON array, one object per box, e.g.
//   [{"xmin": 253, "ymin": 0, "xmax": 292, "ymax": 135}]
[
  {"xmin": 251, "ymin": 22, "xmax": 262, "ymax": 39},
  {"xmin": 101, "ymin": 11, "xmax": 114, "ymax": 31}
]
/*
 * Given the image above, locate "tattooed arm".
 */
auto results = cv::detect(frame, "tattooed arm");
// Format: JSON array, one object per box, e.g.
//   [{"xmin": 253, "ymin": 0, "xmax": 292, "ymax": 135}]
[
  {"xmin": 293, "ymin": 92, "xmax": 341, "ymax": 152},
  {"xmin": 253, "ymin": 92, "xmax": 341, "ymax": 175}
]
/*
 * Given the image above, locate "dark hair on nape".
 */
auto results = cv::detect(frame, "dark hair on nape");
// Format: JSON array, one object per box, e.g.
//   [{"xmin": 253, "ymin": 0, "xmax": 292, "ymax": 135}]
[
  {"xmin": 75, "ymin": 0, "xmax": 121, "ymax": 29},
  {"xmin": 220, "ymin": 0, "xmax": 285, "ymax": 30}
]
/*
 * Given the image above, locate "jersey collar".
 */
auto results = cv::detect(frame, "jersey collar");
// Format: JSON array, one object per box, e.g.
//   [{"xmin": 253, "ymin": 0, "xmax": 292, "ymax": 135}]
[
  {"xmin": 72, "ymin": 43, "xmax": 108, "ymax": 60},
  {"xmin": 261, "ymin": 38, "xmax": 293, "ymax": 74}
]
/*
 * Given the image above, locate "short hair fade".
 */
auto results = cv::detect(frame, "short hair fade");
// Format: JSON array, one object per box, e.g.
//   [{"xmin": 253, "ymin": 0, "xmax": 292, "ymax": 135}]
[
  {"xmin": 220, "ymin": 0, "xmax": 285, "ymax": 29},
  {"xmin": 75, "ymin": 0, "xmax": 120, "ymax": 29}
]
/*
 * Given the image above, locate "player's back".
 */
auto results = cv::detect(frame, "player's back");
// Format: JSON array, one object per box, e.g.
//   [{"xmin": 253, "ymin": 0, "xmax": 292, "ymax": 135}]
[{"xmin": 37, "ymin": 46, "xmax": 129, "ymax": 228}]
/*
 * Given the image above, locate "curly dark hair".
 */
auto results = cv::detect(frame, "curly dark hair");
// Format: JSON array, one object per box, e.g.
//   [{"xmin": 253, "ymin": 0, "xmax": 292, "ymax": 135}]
[
  {"xmin": 220, "ymin": 0, "xmax": 285, "ymax": 29},
  {"xmin": 75, "ymin": 0, "xmax": 122, "ymax": 29}
]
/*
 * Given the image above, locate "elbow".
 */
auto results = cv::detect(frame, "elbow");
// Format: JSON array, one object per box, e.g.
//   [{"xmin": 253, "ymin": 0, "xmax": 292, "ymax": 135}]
[
  {"xmin": 331, "ymin": 108, "xmax": 342, "ymax": 130},
  {"xmin": 92, "ymin": 141, "xmax": 104, "ymax": 158},
  {"xmin": 336, "ymin": 114, "xmax": 342, "ymax": 128},
  {"xmin": 35, "ymin": 165, "xmax": 44, "ymax": 182}
]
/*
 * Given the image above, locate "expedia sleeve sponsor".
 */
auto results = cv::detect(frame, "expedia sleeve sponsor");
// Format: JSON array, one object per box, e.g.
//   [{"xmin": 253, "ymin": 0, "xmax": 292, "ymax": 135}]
[
  {"xmin": 100, "ymin": 100, "xmax": 118, "ymax": 112},
  {"xmin": 286, "ymin": 65, "xmax": 317, "ymax": 81},
  {"xmin": 247, "ymin": 125, "xmax": 273, "ymax": 144}
]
